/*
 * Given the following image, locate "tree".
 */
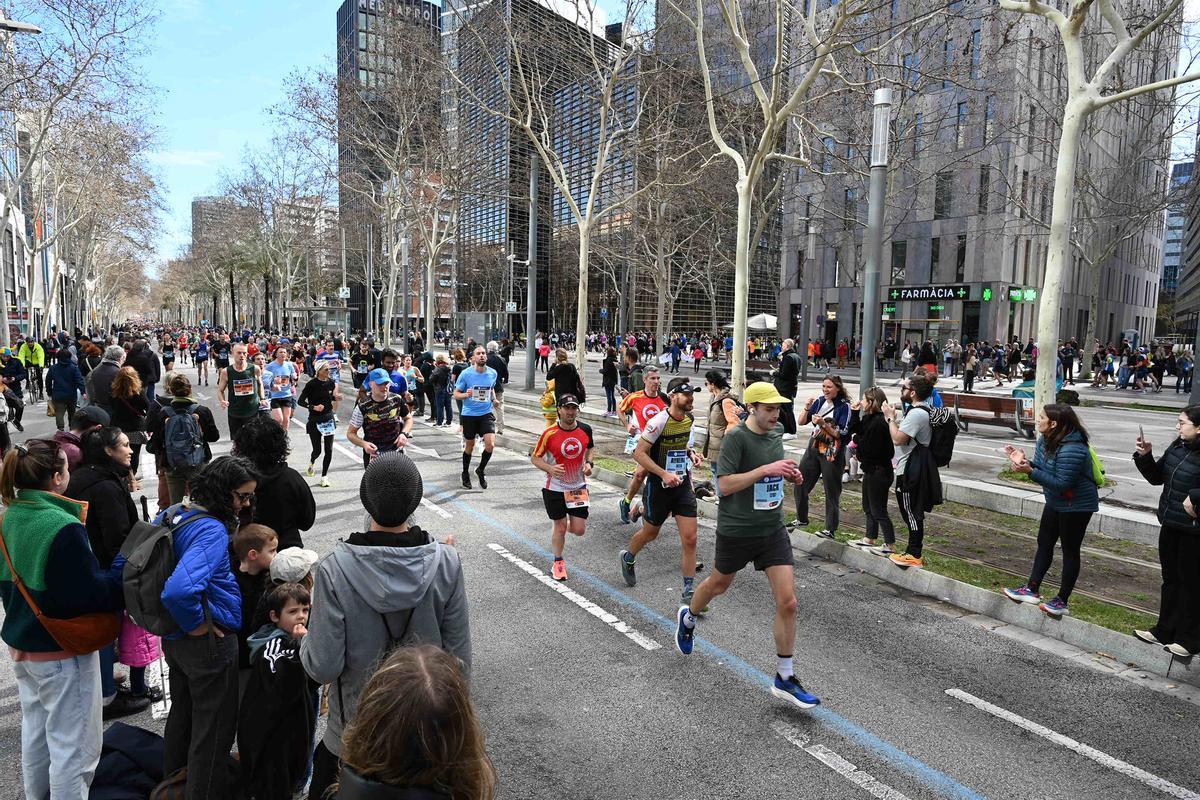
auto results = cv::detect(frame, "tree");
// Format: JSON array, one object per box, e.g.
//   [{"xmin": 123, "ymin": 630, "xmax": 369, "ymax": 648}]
[{"xmin": 999, "ymin": 0, "xmax": 1200, "ymax": 408}]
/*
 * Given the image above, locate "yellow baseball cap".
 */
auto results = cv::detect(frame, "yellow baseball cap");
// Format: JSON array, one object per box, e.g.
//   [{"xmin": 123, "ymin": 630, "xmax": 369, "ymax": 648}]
[{"xmin": 742, "ymin": 382, "xmax": 789, "ymax": 405}]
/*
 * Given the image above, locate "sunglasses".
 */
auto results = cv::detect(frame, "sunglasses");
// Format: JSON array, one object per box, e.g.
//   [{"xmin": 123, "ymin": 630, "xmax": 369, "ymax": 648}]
[{"xmin": 234, "ymin": 491, "xmax": 255, "ymax": 504}]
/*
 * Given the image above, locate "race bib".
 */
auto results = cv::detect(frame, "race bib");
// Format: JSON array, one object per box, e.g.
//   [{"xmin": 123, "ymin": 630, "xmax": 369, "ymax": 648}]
[
  {"xmin": 665, "ymin": 449, "xmax": 689, "ymax": 476},
  {"xmin": 273, "ymin": 374, "xmax": 290, "ymax": 391},
  {"xmin": 564, "ymin": 487, "xmax": 589, "ymax": 508},
  {"xmin": 624, "ymin": 434, "xmax": 638, "ymax": 455},
  {"xmin": 232, "ymin": 378, "xmax": 254, "ymax": 396},
  {"xmin": 472, "ymin": 386, "xmax": 491, "ymax": 402},
  {"xmin": 356, "ymin": 363, "xmax": 368, "ymax": 374},
  {"xmin": 316, "ymin": 419, "xmax": 336, "ymax": 436},
  {"xmin": 754, "ymin": 476, "xmax": 784, "ymax": 510}
]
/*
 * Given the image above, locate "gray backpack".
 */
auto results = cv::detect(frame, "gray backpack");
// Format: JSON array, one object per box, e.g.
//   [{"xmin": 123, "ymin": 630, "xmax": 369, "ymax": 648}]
[{"xmin": 119, "ymin": 506, "xmax": 215, "ymax": 636}]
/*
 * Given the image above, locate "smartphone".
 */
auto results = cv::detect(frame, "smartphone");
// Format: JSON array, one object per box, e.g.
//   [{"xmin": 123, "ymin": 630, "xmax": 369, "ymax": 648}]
[{"xmin": 1139, "ymin": 424, "xmax": 1145, "ymax": 442}]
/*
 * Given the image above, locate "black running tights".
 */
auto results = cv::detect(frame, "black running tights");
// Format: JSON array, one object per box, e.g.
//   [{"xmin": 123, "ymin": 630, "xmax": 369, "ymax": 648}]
[{"xmin": 307, "ymin": 425, "xmax": 334, "ymax": 477}]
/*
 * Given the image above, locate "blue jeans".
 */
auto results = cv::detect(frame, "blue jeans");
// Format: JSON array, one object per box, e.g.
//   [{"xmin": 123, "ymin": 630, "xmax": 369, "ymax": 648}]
[
  {"xmin": 15, "ymin": 651, "xmax": 103, "ymax": 800},
  {"xmin": 435, "ymin": 389, "xmax": 454, "ymax": 425},
  {"xmin": 98, "ymin": 642, "xmax": 117, "ymax": 698},
  {"xmin": 605, "ymin": 385, "xmax": 616, "ymax": 413}
]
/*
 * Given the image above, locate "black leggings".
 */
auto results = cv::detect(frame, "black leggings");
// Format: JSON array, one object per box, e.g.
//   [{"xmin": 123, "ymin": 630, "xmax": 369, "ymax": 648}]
[
  {"xmin": 307, "ymin": 420, "xmax": 334, "ymax": 477},
  {"xmin": 860, "ymin": 466, "xmax": 895, "ymax": 544},
  {"xmin": 1027, "ymin": 507, "xmax": 1092, "ymax": 602}
]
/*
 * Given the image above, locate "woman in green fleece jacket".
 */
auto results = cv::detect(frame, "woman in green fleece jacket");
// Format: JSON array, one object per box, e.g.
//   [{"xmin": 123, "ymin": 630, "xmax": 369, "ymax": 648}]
[{"xmin": 0, "ymin": 438, "xmax": 124, "ymax": 800}]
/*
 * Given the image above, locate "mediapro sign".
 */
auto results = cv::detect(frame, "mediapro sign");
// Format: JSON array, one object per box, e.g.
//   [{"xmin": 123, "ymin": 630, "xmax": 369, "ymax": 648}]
[{"xmin": 886, "ymin": 285, "xmax": 969, "ymax": 301}]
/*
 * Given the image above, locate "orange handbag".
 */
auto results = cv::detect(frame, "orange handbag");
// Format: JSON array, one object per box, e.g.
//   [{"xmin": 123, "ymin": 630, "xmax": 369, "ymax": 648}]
[{"xmin": 0, "ymin": 520, "xmax": 120, "ymax": 655}]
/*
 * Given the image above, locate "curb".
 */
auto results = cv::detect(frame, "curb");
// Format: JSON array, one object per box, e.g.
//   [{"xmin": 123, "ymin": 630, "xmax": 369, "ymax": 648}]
[{"xmin": 586, "ymin": 466, "xmax": 1199, "ymax": 691}]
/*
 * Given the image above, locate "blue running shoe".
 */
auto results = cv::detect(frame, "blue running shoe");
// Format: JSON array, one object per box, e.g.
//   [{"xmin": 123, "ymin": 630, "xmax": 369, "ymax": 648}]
[
  {"xmin": 1039, "ymin": 597, "xmax": 1069, "ymax": 618},
  {"xmin": 620, "ymin": 550, "xmax": 636, "ymax": 586},
  {"xmin": 1003, "ymin": 585, "xmax": 1041, "ymax": 605},
  {"xmin": 675, "ymin": 606, "xmax": 694, "ymax": 655},
  {"xmin": 618, "ymin": 497, "xmax": 631, "ymax": 524},
  {"xmin": 772, "ymin": 674, "xmax": 820, "ymax": 709}
]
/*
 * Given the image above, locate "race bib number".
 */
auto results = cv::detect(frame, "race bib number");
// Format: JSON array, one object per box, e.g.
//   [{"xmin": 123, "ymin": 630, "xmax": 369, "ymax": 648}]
[
  {"xmin": 272, "ymin": 374, "xmax": 290, "ymax": 391},
  {"xmin": 624, "ymin": 434, "xmax": 638, "ymax": 455},
  {"xmin": 356, "ymin": 363, "xmax": 368, "ymax": 374},
  {"xmin": 754, "ymin": 476, "xmax": 784, "ymax": 510},
  {"xmin": 232, "ymin": 378, "xmax": 254, "ymax": 396},
  {"xmin": 316, "ymin": 419, "xmax": 336, "ymax": 436},
  {"xmin": 564, "ymin": 487, "xmax": 589, "ymax": 508},
  {"xmin": 665, "ymin": 449, "xmax": 689, "ymax": 476},
  {"xmin": 472, "ymin": 386, "xmax": 491, "ymax": 402}
]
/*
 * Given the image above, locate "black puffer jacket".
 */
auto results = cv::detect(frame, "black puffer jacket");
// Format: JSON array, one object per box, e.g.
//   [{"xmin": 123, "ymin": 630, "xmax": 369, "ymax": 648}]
[
  {"xmin": 65, "ymin": 461, "xmax": 138, "ymax": 569},
  {"xmin": 1134, "ymin": 437, "xmax": 1200, "ymax": 531}
]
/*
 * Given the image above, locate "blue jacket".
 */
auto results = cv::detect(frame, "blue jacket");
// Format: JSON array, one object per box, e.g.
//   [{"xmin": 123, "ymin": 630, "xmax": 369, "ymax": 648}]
[
  {"xmin": 1030, "ymin": 430, "xmax": 1099, "ymax": 513},
  {"xmin": 155, "ymin": 505, "xmax": 241, "ymax": 639},
  {"xmin": 45, "ymin": 361, "xmax": 85, "ymax": 402}
]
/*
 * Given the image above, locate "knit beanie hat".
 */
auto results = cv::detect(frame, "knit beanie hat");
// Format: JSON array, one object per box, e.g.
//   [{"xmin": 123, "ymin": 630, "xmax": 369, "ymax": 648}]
[{"xmin": 360, "ymin": 452, "xmax": 423, "ymax": 527}]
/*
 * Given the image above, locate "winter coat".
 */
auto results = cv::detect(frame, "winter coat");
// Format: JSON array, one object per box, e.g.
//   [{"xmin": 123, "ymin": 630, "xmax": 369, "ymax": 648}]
[
  {"xmin": 601, "ymin": 355, "xmax": 618, "ymax": 389},
  {"xmin": 65, "ymin": 461, "xmax": 138, "ymax": 569},
  {"xmin": 152, "ymin": 504, "xmax": 242, "ymax": 639},
  {"xmin": 546, "ymin": 362, "xmax": 586, "ymax": 403},
  {"xmin": 146, "ymin": 396, "xmax": 220, "ymax": 464},
  {"xmin": 1029, "ymin": 430, "xmax": 1099, "ymax": 513},
  {"xmin": 110, "ymin": 392, "xmax": 149, "ymax": 435},
  {"xmin": 87, "ymin": 359, "xmax": 122, "ymax": 411},
  {"xmin": 902, "ymin": 443, "xmax": 944, "ymax": 512},
  {"xmin": 125, "ymin": 347, "xmax": 160, "ymax": 391},
  {"xmin": 300, "ymin": 526, "xmax": 471, "ymax": 757},
  {"xmin": 1134, "ymin": 437, "xmax": 1200, "ymax": 531},
  {"xmin": 45, "ymin": 360, "xmax": 85, "ymax": 402},
  {"xmin": 774, "ymin": 350, "xmax": 802, "ymax": 397},
  {"xmin": 117, "ymin": 612, "xmax": 160, "ymax": 667},
  {"xmin": 248, "ymin": 463, "xmax": 316, "ymax": 551},
  {"xmin": 848, "ymin": 410, "xmax": 894, "ymax": 471},
  {"xmin": 485, "ymin": 353, "xmax": 509, "ymax": 392},
  {"xmin": 336, "ymin": 769, "xmax": 449, "ymax": 800}
]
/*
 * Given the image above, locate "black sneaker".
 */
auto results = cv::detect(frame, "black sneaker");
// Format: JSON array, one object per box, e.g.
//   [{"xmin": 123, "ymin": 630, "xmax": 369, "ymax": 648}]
[
  {"xmin": 11, "ymin": 420, "xmax": 22, "ymax": 432},
  {"xmin": 461, "ymin": 470, "xmax": 472, "ymax": 489},
  {"xmin": 103, "ymin": 692, "xmax": 150, "ymax": 720},
  {"xmin": 475, "ymin": 469, "xmax": 488, "ymax": 489}
]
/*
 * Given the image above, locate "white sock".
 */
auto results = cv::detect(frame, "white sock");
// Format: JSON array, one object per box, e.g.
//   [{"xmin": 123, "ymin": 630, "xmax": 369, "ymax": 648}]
[
  {"xmin": 683, "ymin": 609, "xmax": 696, "ymax": 628},
  {"xmin": 777, "ymin": 656, "xmax": 794, "ymax": 680}
]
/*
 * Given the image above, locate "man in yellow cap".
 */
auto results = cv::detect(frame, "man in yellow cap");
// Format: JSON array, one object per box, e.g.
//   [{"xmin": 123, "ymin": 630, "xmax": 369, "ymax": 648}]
[{"xmin": 673, "ymin": 381, "xmax": 820, "ymax": 710}]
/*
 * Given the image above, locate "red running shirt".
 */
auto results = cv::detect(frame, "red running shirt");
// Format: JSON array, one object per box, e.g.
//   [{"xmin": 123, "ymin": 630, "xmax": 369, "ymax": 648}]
[{"xmin": 532, "ymin": 422, "xmax": 594, "ymax": 491}]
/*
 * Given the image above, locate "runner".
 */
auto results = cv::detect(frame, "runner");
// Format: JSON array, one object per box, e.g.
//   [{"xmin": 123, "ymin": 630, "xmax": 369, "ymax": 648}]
[
  {"xmin": 453, "ymin": 345, "xmax": 498, "ymax": 489},
  {"xmin": 615, "ymin": 366, "xmax": 668, "ymax": 523},
  {"xmin": 264, "ymin": 346, "xmax": 298, "ymax": 429},
  {"xmin": 298, "ymin": 361, "xmax": 339, "ymax": 487},
  {"xmin": 619, "ymin": 376, "xmax": 704, "ymax": 604},
  {"xmin": 213, "ymin": 334, "xmax": 232, "ymax": 376},
  {"xmin": 349, "ymin": 338, "xmax": 378, "ymax": 394},
  {"xmin": 177, "ymin": 330, "xmax": 189, "ymax": 365},
  {"xmin": 194, "ymin": 336, "xmax": 209, "ymax": 386},
  {"xmin": 530, "ymin": 393, "xmax": 594, "ymax": 581},
  {"xmin": 673, "ymin": 382, "xmax": 818, "ymax": 709},
  {"xmin": 160, "ymin": 334, "xmax": 176, "ymax": 374},
  {"xmin": 347, "ymin": 368, "xmax": 411, "ymax": 467},
  {"xmin": 217, "ymin": 342, "xmax": 263, "ymax": 439}
]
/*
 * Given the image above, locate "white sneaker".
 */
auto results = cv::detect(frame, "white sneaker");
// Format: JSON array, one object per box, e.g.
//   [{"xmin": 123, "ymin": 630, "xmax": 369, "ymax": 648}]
[
  {"xmin": 319, "ymin": 477, "xmax": 331, "ymax": 488},
  {"xmin": 1134, "ymin": 629, "xmax": 1161, "ymax": 645},
  {"xmin": 1165, "ymin": 643, "xmax": 1194, "ymax": 658},
  {"xmin": 782, "ymin": 433, "xmax": 797, "ymax": 441}
]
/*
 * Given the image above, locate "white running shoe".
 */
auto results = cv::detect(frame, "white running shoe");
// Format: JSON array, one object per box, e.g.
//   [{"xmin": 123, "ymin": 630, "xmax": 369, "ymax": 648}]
[{"xmin": 319, "ymin": 477, "xmax": 331, "ymax": 488}]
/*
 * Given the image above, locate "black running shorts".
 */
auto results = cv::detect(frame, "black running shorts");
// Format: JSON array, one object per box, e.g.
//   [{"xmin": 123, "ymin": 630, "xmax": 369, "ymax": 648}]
[
  {"xmin": 713, "ymin": 525, "xmax": 794, "ymax": 574},
  {"xmin": 641, "ymin": 476, "xmax": 697, "ymax": 526},
  {"xmin": 541, "ymin": 488, "xmax": 589, "ymax": 520},
  {"xmin": 461, "ymin": 412, "xmax": 496, "ymax": 440}
]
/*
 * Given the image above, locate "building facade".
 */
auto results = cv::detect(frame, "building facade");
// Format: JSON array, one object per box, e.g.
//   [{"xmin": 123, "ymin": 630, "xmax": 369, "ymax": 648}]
[
  {"xmin": 1162, "ymin": 161, "xmax": 1191, "ymax": 298},
  {"xmin": 781, "ymin": 2, "xmax": 1173, "ymax": 352}
]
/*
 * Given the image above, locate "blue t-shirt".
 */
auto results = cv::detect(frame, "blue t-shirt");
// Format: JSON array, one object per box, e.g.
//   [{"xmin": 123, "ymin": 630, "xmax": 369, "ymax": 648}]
[
  {"xmin": 724, "ymin": 336, "xmax": 733, "ymax": 351},
  {"xmin": 263, "ymin": 360, "xmax": 297, "ymax": 400},
  {"xmin": 455, "ymin": 366, "xmax": 498, "ymax": 416},
  {"xmin": 389, "ymin": 370, "xmax": 408, "ymax": 395}
]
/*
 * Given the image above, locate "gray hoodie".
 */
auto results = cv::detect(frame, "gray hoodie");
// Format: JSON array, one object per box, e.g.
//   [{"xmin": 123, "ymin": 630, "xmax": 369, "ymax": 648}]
[{"xmin": 299, "ymin": 528, "xmax": 471, "ymax": 755}]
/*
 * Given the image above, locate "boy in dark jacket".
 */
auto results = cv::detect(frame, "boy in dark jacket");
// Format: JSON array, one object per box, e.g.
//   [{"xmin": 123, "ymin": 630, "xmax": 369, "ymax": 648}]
[{"xmin": 238, "ymin": 582, "xmax": 316, "ymax": 800}]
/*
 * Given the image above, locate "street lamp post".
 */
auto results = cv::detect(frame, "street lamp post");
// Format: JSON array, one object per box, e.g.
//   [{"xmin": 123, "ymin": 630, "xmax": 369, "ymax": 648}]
[
  {"xmin": 0, "ymin": 13, "xmax": 39, "ymax": 347},
  {"xmin": 859, "ymin": 87, "xmax": 892, "ymax": 394}
]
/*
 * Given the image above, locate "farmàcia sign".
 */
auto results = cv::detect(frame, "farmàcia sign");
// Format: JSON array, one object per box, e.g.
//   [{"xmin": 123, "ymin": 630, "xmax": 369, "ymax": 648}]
[{"xmin": 886, "ymin": 285, "xmax": 968, "ymax": 301}]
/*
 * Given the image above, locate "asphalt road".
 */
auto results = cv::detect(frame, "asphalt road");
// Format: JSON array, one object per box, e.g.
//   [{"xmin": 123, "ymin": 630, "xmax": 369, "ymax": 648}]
[{"xmin": 0, "ymin": 368, "xmax": 1195, "ymax": 800}]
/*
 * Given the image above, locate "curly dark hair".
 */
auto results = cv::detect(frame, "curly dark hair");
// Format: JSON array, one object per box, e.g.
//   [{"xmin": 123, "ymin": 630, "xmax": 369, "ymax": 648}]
[
  {"xmin": 231, "ymin": 415, "xmax": 290, "ymax": 472},
  {"xmin": 188, "ymin": 456, "xmax": 259, "ymax": 522}
]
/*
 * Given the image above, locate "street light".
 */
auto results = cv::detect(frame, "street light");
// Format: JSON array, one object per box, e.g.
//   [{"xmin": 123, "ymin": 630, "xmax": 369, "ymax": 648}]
[
  {"xmin": 0, "ymin": 13, "xmax": 39, "ymax": 348},
  {"xmin": 0, "ymin": 19, "xmax": 40, "ymax": 34},
  {"xmin": 859, "ymin": 87, "xmax": 892, "ymax": 393}
]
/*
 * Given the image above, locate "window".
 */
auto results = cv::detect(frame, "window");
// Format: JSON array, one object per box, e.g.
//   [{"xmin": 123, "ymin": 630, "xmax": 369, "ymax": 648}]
[
  {"xmin": 1019, "ymin": 169, "xmax": 1029, "ymax": 218},
  {"xmin": 914, "ymin": 113, "xmax": 925, "ymax": 153},
  {"xmin": 956, "ymin": 102, "xmax": 968, "ymax": 148},
  {"xmin": 890, "ymin": 0, "xmax": 899, "ymax": 18},
  {"xmin": 1027, "ymin": 111, "xmax": 1036, "ymax": 152},
  {"xmin": 891, "ymin": 240, "xmax": 907, "ymax": 284},
  {"xmin": 844, "ymin": 188, "xmax": 857, "ymax": 229},
  {"xmin": 970, "ymin": 25, "xmax": 982, "ymax": 79},
  {"xmin": 935, "ymin": 171, "xmax": 952, "ymax": 219},
  {"xmin": 978, "ymin": 165, "xmax": 990, "ymax": 213},
  {"xmin": 943, "ymin": 40, "xmax": 955, "ymax": 89},
  {"xmin": 984, "ymin": 95, "xmax": 995, "ymax": 142},
  {"xmin": 822, "ymin": 136, "xmax": 834, "ymax": 172},
  {"xmin": 902, "ymin": 53, "xmax": 916, "ymax": 98},
  {"xmin": 930, "ymin": 237, "xmax": 941, "ymax": 280},
  {"xmin": 955, "ymin": 234, "xmax": 966, "ymax": 282}
]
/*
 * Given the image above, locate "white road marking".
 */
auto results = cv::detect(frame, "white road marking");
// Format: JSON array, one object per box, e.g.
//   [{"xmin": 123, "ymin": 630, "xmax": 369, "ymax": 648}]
[
  {"xmin": 773, "ymin": 722, "xmax": 912, "ymax": 800},
  {"xmin": 945, "ymin": 689, "xmax": 1200, "ymax": 800},
  {"xmin": 486, "ymin": 543, "xmax": 660, "ymax": 651},
  {"xmin": 405, "ymin": 442, "xmax": 441, "ymax": 458},
  {"xmin": 421, "ymin": 497, "xmax": 452, "ymax": 519}
]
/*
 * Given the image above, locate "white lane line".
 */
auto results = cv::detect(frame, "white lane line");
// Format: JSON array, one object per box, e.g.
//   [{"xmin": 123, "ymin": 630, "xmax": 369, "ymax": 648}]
[
  {"xmin": 405, "ymin": 443, "xmax": 441, "ymax": 459},
  {"xmin": 945, "ymin": 689, "xmax": 1200, "ymax": 800},
  {"xmin": 773, "ymin": 722, "xmax": 912, "ymax": 800},
  {"xmin": 486, "ymin": 543, "xmax": 660, "ymax": 651},
  {"xmin": 421, "ymin": 497, "xmax": 452, "ymax": 519}
]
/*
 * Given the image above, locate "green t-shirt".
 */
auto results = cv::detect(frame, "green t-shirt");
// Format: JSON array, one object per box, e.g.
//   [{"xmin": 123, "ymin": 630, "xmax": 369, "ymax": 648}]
[{"xmin": 715, "ymin": 421, "xmax": 786, "ymax": 538}]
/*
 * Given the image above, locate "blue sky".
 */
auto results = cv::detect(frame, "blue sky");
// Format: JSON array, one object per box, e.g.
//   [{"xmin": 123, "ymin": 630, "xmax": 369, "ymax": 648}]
[{"xmin": 144, "ymin": 0, "xmax": 342, "ymax": 268}]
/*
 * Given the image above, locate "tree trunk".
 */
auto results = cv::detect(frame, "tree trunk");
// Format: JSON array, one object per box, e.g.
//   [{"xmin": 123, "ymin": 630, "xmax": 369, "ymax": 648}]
[
  {"xmin": 654, "ymin": 226, "xmax": 668, "ymax": 353},
  {"xmin": 264, "ymin": 272, "xmax": 272, "ymax": 330},
  {"xmin": 1035, "ymin": 99, "xmax": 1087, "ymax": 410},
  {"xmin": 574, "ymin": 226, "xmax": 590, "ymax": 368},
  {"xmin": 730, "ymin": 178, "xmax": 754, "ymax": 393},
  {"xmin": 384, "ymin": 244, "xmax": 399, "ymax": 350},
  {"xmin": 1080, "ymin": 258, "xmax": 1101, "ymax": 380}
]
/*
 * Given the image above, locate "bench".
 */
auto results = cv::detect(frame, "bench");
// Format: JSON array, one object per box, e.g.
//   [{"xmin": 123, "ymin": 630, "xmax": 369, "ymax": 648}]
[{"xmin": 940, "ymin": 391, "xmax": 1035, "ymax": 439}]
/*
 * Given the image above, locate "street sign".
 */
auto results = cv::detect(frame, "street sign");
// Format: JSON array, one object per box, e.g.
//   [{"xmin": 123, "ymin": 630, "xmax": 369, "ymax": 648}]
[
  {"xmin": 600, "ymin": 308, "xmax": 608, "ymax": 318},
  {"xmin": 337, "ymin": 286, "xmax": 351, "ymax": 300},
  {"xmin": 886, "ymin": 284, "xmax": 969, "ymax": 301},
  {"xmin": 1006, "ymin": 286, "xmax": 1039, "ymax": 303},
  {"xmin": 504, "ymin": 301, "xmax": 517, "ymax": 313},
  {"xmin": 882, "ymin": 303, "xmax": 897, "ymax": 315}
]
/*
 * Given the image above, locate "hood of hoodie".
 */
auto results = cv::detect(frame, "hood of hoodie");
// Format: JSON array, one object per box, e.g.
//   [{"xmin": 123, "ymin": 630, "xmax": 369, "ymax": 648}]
[
  {"xmin": 325, "ymin": 536, "xmax": 445, "ymax": 614},
  {"xmin": 247, "ymin": 622, "xmax": 289, "ymax": 660},
  {"xmin": 67, "ymin": 462, "xmax": 128, "ymax": 496}
]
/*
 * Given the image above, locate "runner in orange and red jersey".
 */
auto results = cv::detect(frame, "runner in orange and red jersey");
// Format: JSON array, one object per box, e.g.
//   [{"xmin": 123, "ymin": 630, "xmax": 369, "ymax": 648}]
[
  {"xmin": 616, "ymin": 365, "xmax": 667, "ymax": 524},
  {"xmin": 530, "ymin": 393, "xmax": 594, "ymax": 582}
]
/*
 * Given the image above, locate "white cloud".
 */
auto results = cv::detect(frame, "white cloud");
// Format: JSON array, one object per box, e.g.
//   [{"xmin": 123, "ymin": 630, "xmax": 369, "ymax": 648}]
[{"xmin": 149, "ymin": 149, "xmax": 225, "ymax": 168}]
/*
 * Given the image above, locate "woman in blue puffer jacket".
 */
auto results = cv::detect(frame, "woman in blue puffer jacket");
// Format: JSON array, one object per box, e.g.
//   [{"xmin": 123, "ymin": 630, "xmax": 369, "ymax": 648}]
[{"xmin": 1002, "ymin": 404, "xmax": 1099, "ymax": 619}]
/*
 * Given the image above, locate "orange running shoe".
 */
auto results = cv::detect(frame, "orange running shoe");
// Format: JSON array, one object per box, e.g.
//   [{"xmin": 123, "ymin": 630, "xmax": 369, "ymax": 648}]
[
  {"xmin": 889, "ymin": 553, "xmax": 924, "ymax": 569},
  {"xmin": 552, "ymin": 559, "xmax": 568, "ymax": 581}
]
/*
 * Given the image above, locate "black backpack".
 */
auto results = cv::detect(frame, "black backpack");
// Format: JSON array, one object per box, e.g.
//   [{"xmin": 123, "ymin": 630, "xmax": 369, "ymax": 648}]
[
  {"xmin": 925, "ymin": 406, "xmax": 958, "ymax": 467},
  {"xmin": 162, "ymin": 405, "xmax": 205, "ymax": 470},
  {"xmin": 119, "ymin": 506, "xmax": 216, "ymax": 636}
]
